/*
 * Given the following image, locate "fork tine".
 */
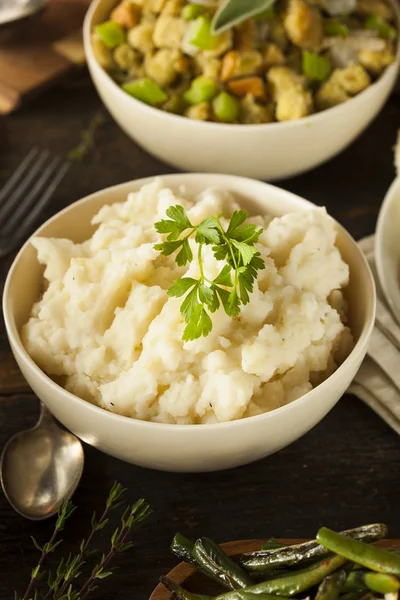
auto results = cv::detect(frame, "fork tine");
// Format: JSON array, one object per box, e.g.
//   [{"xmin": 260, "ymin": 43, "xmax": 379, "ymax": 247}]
[
  {"xmin": 0, "ymin": 150, "xmax": 49, "ymax": 226},
  {"xmin": 0, "ymin": 157, "xmax": 70, "ymax": 237},
  {"xmin": 0, "ymin": 147, "xmax": 39, "ymax": 209},
  {"xmin": 17, "ymin": 161, "xmax": 71, "ymax": 234}
]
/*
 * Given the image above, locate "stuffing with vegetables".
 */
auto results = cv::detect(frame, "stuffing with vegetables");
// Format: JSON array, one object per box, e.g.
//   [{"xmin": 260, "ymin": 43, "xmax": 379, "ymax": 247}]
[
  {"xmin": 162, "ymin": 523, "xmax": 400, "ymax": 600},
  {"xmin": 92, "ymin": 0, "xmax": 397, "ymax": 123}
]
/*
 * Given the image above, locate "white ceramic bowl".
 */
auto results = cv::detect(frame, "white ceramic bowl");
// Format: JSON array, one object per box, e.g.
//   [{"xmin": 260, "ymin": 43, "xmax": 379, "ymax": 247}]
[
  {"xmin": 83, "ymin": 0, "xmax": 400, "ymax": 181},
  {"xmin": 375, "ymin": 175, "xmax": 400, "ymax": 324},
  {"xmin": 3, "ymin": 174, "xmax": 375, "ymax": 472}
]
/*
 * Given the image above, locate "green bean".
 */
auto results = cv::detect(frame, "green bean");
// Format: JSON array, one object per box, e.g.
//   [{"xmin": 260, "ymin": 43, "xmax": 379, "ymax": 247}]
[
  {"xmin": 216, "ymin": 555, "xmax": 348, "ymax": 600},
  {"xmin": 221, "ymin": 593, "xmax": 292, "ymax": 600},
  {"xmin": 261, "ymin": 539, "xmax": 287, "ymax": 551},
  {"xmin": 160, "ymin": 577, "xmax": 212, "ymax": 600},
  {"xmin": 363, "ymin": 571, "xmax": 400, "ymax": 594},
  {"xmin": 171, "ymin": 533, "xmax": 196, "ymax": 565},
  {"xmin": 317, "ymin": 528, "xmax": 400, "ymax": 576},
  {"xmin": 344, "ymin": 571, "xmax": 400, "ymax": 594},
  {"xmin": 339, "ymin": 592, "xmax": 368, "ymax": 600},
  {"xmin": 241, "ymin": 525, "xmax": 388, "ymax": 572},
  {"xmin": 193, "ymin": 538, "xmax": 253, "ymax": 590},
  {"xmin": 315, "ymin": 569, "xmax": 348, "ymax": 600}
]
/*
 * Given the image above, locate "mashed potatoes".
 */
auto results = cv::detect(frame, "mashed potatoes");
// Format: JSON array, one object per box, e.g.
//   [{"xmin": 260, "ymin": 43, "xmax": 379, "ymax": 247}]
[{"xmin": 23, "ymin": 179, "xmax": 353, "ymax": 424}]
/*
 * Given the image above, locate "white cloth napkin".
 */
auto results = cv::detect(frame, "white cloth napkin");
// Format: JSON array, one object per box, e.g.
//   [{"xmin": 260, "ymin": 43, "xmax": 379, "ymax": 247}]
[{"xmin": 348, "ymin": 235, "xmax": 400, "ymax": 435}]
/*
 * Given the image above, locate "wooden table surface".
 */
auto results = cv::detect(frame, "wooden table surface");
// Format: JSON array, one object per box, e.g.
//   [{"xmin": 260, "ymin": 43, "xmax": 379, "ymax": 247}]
[{"xmin": 1, "ymin": 72, "xmax": 400, "ymax": 600}]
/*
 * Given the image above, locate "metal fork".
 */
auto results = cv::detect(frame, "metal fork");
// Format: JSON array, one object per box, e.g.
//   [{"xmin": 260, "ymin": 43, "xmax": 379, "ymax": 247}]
[{"xmin": 0, "ymin": 148, "xmax": 71, "ymax": 258}]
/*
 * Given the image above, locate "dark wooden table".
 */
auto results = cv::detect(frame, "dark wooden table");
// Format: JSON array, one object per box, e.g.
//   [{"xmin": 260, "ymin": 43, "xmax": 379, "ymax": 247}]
[{"xmin": 1, "ymin": 73, "xmax": 400, "ymax": 600}]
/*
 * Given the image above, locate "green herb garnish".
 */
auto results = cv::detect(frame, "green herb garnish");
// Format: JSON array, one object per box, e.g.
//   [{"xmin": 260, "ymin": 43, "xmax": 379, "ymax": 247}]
[
  {"xmin": 212, "ymin": 0, "xmax": 276, "ymax": 34},
  {"xmin": 67, "ymin": 111, "xmax": 106, "ymax": 163},
  {"xmin": 16, "ymin": 483, "xmax": 151, "ymax": 600},
  {"xmin": 154, "ymin": 207, "xmax": 265, "ymax": 341}
]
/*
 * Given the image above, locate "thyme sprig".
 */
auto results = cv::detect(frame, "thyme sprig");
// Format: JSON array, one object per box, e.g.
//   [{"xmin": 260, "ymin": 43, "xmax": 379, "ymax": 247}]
[{"xmin": 16, "ymin": 483, "xmax": 151, "ymax": 600}]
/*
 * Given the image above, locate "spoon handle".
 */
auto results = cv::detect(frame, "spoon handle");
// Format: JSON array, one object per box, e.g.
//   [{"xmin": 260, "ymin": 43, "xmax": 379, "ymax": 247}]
[{"xmin": 37, "ymin": 403, "xmax": 55, "ymax": 427}]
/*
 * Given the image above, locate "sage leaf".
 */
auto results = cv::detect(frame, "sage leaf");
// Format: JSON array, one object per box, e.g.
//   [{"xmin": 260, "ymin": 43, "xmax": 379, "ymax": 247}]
[{"xmin": 212, "ymin": 0, "xmax": 276, "ymax": 34}]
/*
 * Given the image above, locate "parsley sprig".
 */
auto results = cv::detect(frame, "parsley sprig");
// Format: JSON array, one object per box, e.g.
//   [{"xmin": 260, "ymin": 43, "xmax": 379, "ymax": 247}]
[{"xmin": 154, "ymin": 206, "xmax": 265, "ymax": 341}]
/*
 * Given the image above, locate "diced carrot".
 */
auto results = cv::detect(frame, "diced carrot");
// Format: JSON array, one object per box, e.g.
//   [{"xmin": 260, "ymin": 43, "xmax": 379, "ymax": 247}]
[
  {"xmin": 111, "ymin": 1, "xmax": 139, "ymax": 29},
  {"xmin": 227, "ymin": 77, "xmax": 266, "ymax": 99},
  {"xmin": 221, "ymin": 51, "xmax": 238, "ymax": 81}
]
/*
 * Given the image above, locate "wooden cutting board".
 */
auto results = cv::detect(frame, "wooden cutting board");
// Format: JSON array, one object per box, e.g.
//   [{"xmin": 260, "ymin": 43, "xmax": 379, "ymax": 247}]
[
  {"xmin": 150, "ymin": 539, "xmax": 400, "ymax": 600},
  {"xmin": 0, "ymin": 0, "xmax": 91, "ymax": 114}
]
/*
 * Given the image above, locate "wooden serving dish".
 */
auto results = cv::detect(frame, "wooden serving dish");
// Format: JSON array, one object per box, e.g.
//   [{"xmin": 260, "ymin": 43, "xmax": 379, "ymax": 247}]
[{"xmin": 150, "ymin": 539, "xmax": 400, "ymax": 600}]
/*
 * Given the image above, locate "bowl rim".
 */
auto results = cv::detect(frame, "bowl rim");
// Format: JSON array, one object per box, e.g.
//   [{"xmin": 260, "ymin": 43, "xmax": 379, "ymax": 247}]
[
  {"xmin": 3, "ymin": 173, "xmax": 376, "ymax": 431},
  {"xmin": 375, "ymin": 175, "xmax": 400, "ymax": 324},
  {"xmin": 83, "ymin": 0, "xmax": 400, "ymax": 133}
]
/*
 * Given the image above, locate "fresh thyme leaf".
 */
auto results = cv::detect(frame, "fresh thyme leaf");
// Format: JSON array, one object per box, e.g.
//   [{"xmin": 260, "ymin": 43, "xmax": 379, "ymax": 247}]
[
  {"xmin": 67, "ymin": 111, "xmax": 106, "ymax": 163},
  {"xmin": 18, "ymin": 485, "xmax": 151, "ymax": 600},
  {"xmin": 168, "ymin": 278, "xmax": 198, "ymax": 298}
]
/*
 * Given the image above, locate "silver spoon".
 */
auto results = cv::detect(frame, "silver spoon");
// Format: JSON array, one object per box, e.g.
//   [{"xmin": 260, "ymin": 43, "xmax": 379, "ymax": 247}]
[
  {"xmin": 0, "ymin": 403, "xmax": 84, "ymax": 520},
  {"xmin": 0, "ymin": 0, "xmax": 49, "ymax": 26}
]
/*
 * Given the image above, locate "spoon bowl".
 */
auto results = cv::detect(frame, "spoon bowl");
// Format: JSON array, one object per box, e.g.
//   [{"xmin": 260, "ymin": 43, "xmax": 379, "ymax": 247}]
[
  {"xmin": 375, "ymin": 176, "xmax": 400, "ymax": 325},
  {"xmin": 0, "ymin": 403, "xmax": 84, "ymax": 520}
]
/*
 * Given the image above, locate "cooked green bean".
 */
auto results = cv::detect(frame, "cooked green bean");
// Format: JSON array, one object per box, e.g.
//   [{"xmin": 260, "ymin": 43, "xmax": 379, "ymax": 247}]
[
  {"xmin": 220, "ymin": 593, "xmax": 292, "ymax": 600},
  {"xmin": 171, "ymin": 533, "xmax": 196, "ymax": 565},
  {"xmin": 160, "ymin": 577, "xmax": 212, "ymax": 600},
  {"xmin": 216, "ymin": 555, "xmax": 348, "ymax": 600},
  {"xmin": 339, "ymin": 591, "xmax": 368, "ymax": 600},
  {"xmin": 241, "ymin": 525, "xmax": 388, "ymax": 572},
  {"xmin": 315, "ymin": 569, "xmax": 347, "ymax": 600},
  {"xmin": 317, "ymin": 528, "xmax": 400, "ymax": 576},
  {"xmin": 193, "ymin": 538, "xmax": 253, "ymax": 590},
  {"xmin": 261, "ymin": 539, "xmax": 287, "ymax": 551},
  {"xmin": 344, "ymin": 571, "xmax": 400, "ymax": 594}
]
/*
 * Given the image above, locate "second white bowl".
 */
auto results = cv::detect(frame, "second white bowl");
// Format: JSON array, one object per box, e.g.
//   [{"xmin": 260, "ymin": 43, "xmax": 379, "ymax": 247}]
[{"xmin": 83, "ymin": 0, "xmax": 400, "ymax": 181}]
